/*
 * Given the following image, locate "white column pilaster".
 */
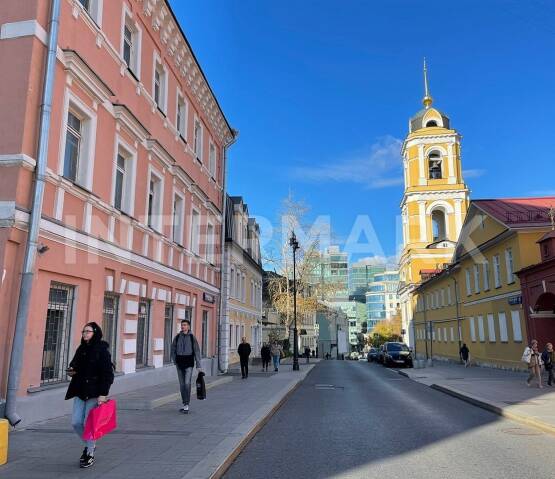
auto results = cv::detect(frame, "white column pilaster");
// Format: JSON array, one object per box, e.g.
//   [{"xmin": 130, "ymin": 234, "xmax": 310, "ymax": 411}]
[
  {"xmin": 454, "ymin": 199, "xmax": 463, "ymax": 237},
  {"xmin": 418, "ymin": 200, "xmax": 427, "ymax": 242},
  {"xmin": 418, "ymin": 144, "xmax": 426, "ymax": 185},
  {"xmin": 447, "ymin": 143, "xmax": 456, "ymax": 184}
]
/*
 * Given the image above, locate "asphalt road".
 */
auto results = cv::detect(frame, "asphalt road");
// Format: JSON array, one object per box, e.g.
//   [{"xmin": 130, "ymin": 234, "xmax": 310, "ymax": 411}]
[{"xmin": 223, "ymin": 360, "xmax": 555, "ymax": 479}]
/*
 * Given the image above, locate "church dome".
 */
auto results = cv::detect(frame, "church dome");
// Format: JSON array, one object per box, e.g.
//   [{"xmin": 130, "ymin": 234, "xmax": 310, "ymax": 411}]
[{"xmin": 409, "ymin": 107, "xmax": 450, "ymax": 133}]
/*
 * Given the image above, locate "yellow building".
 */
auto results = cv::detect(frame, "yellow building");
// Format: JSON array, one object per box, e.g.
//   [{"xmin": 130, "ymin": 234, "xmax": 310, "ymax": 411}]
[
  {"xmin": 399, "ymin": 61, "xmax": 469, "ymax": 345},
  {"xmin": 412, "ymin": 198, "xmax": 554, "ymax": 370},
  {"xmin": 222, "ymin": 196, "xmax": 263, "ymax": 369}
]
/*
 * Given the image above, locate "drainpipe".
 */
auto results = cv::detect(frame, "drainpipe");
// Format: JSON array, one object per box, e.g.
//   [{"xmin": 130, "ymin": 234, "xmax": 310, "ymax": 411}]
[
  {"xmin": 4, "ymin": 0, "xmax": 61, "ymax": 427},
  {"xmin": 217, "ymin": 129, "xmax": 238, "ymax": 374}
]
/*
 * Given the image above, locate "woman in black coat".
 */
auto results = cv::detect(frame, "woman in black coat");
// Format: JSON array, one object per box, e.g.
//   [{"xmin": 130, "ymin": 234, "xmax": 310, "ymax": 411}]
[{"xmin": 66, "ymin": 322, "xmax": 114, "ymax": 469}]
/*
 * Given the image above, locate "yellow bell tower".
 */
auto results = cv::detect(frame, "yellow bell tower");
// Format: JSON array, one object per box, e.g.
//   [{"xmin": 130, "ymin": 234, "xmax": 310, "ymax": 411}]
[{"xmin": 399, "ymin": 60, "xmax": 469, "ymax": 346}]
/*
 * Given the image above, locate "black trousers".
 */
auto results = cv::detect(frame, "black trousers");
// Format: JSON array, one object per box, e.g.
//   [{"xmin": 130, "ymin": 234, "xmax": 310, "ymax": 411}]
[
  {"xmin": 240, "ymin": 358, "xmax": 249, "ymax": 378},
  {"xmin": 262, "ymin": 358, "xmax": 270, "ymax": 370},
  {"xmin": 547, "ymin": 367, "xmax": 554, "ymax": 385}
]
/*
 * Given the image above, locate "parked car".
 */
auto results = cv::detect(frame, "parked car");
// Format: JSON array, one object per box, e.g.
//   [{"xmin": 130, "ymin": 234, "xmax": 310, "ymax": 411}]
[
  {"xmin": 367, "ymin": 347, "xmax": 379, "ymax": 362},
  {"xmin": 381, "ymin": 342, "xmax": 413, "ymax": 368}
]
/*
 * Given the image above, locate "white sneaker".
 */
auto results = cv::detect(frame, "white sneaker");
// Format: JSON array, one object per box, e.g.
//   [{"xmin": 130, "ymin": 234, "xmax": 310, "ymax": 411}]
[{"xmin": 180, "ymin": 405, "xmax": 189, "ymax": 414}]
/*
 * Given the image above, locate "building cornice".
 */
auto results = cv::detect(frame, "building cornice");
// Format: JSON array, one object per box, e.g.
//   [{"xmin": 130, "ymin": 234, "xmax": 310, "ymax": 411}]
[{"xmin": 135, "ymin": 0, "xmax": 234, "ymax": 145}]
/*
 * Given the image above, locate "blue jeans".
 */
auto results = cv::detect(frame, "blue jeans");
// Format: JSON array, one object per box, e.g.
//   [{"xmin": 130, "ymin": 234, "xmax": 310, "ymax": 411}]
[
  {"xmin": 72, "ymin": 398, "xmax": 97, "ymax": 454},
  {"xmin": 176, "ymin": 366, "xmax": 194, "ymax": 405},
  {"xmin": 272, "ymin": 355, "xmax": 280, "ymax": 370}
]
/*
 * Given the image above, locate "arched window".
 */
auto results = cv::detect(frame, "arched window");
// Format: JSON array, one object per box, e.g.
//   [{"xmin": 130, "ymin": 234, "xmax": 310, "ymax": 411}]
[
  {"xmin": 426, "ymin": 120, "xmax": 438, "ymax": 127},
  {"xmin": 428, "ymin": 152, "xmax": 442, "ymax": 179},
  {"xmin": 431, "ymin": 209, "xmax": 446, "ymax": 241}
]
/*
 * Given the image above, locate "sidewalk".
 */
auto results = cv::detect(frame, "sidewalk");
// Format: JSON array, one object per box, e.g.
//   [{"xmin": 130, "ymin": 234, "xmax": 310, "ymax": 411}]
[
  {"xmin": 1, "ymin": 361, "xmax": 317, "ymax": 479},
  {"xmin": 396, "ymin": 362, "xmax": 555, "ymax": 434}
]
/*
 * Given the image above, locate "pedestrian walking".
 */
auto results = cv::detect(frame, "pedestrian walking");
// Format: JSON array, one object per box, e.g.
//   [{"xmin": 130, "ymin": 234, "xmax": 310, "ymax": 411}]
[
  {"xmin": 65, "ymin": 322, "xmax": 114, "ymax": 469},
  {"xmin": 542, "ymin": 342, "xmax": 554, "ymax": 386},
  {"xmin": 459, "ymin": 343, "xmax": 470, "ymax": 368},
  {"xmin": 305, "ymin": 346, "xmax": 310, "ymax": 364},
  {"xmin": 271, "ymin": 341, "xmax": 283, "ymax": 372},
  {"xmin": 171, "ymin": 319, "xmax": 202, "ymax": 414},
  {"xmin": 522, "ymin": 339, "xmax": 543, "ymax": 388},
  {"xmin": 261, "ymin": 343, "xmax": 271, "ymax": 371},
  {"xmin": 238, "ymin": 337, "xmax": 252, "ymax": 379}
]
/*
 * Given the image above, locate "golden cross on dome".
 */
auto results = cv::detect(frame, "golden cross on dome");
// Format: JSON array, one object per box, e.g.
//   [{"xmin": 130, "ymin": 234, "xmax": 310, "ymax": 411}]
[{"xmin": 422, "ymin": 58, "xmax": 433, "ymax": 109}]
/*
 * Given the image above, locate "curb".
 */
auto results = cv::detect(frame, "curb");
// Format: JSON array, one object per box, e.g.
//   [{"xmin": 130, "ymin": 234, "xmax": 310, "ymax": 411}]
[
  {"xmin": 209, "ymin": 365, "xmax": 316, "ymax": 479},
  {"xmin": 430, "ymin": 383, "xmax": 555, "ymax": 437}
]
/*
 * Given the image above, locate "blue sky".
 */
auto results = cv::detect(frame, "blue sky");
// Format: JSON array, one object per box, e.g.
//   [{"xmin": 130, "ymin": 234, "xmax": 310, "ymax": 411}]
[{"xmin": 170, "ymin": 0, "xmax": 555, "ymax": 263}]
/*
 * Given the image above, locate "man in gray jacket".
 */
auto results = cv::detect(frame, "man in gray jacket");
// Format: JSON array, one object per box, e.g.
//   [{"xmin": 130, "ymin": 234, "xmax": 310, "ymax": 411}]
[{"xmin": 171, "ymin": 319, "xmax": 202, "ymax": 414}]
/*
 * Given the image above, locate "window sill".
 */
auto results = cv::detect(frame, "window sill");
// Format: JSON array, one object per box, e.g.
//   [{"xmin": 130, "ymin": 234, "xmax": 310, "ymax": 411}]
[
  {"xmin": 127, "ymin": 67, "xmax": 140, "ymax": 83},
  {"xmin": 179, "ymin": 134, "xmax": 188, "ymax": 145},
  {"xmin": 195, "ymin": 156, "xmax": 202, "ymax": 166},
  {"xmin": 62, "ymin": 177, "xmax": 99, "ymax": 199},
  {"xmin": 157, "ymin": 106, "xmax": 167, "ymax": 118}
]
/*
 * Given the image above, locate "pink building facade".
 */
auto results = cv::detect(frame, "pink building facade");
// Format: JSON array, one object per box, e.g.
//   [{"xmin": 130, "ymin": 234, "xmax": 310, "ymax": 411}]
[{"xmin": 0, "ymin": 0, "xmax": 234, "ymax": 419}]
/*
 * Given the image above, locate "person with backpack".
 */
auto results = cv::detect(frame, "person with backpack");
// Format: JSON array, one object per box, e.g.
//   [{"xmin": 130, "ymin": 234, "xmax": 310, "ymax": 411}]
[
  {"xmin": 237, "ymin": 337, "xmax": 252, "ymax": 379},
  {"xmin": 261, "ymin": 343, "xmax": 271, "ymax": 372},
  {"xmin": 522, "ymin": 339, "xmax": 544, "ymax": 388},
  {"xmin": 459, "ymin": 343, "xmax": 470, "ymax": 368},
  {"xmin": 66, "ymin": 322, "xmax": 114, "ymax": 469},
  {"xmin": 541, "ymin": 342, "xmax": 554, "ymax": 386},
  {"xmin": 171, "ymin": 319, "xmax": 202, "ymax": 413}
]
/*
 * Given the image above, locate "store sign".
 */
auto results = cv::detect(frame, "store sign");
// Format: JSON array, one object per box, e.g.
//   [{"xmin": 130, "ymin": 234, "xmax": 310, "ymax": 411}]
[
  {"xmin": 508, "ymin": 295, "xmax": 522, "ymax": 306},
  {"xmin": 203, "ymin": 292, "xmax": 215, "ymax": 304}
]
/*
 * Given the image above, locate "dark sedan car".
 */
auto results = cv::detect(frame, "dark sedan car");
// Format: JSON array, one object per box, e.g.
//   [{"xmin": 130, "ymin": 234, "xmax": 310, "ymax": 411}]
[
  {"xmin": 366, "ymin": 347, "xmax": 379, "ymax": 362},
  {"xmin": 381, "ymin": 342, "xmax": 413, "ymax": 368}
]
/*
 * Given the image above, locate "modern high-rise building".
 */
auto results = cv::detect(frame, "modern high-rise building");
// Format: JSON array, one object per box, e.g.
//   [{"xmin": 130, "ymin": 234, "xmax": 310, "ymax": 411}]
[
  {"xmin": 311, "ymin": 246, "xmax": 349, "ymax": 300},
  {"xmin": 366, "ymin": 271, "xmax": 400, "ymax": 331},
  {"xmin": 348, "ymin": 261, "xmax": 386, "ymax": 296}
]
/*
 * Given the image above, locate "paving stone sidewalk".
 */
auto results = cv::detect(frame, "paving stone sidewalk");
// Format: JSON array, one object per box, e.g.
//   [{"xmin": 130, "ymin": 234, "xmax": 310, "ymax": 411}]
[
  {"xmin": 396, "ymin": 362, "xmax": 555, "ymax": 434},
  {"xmin": 1, "ymin": 361, "xmax": 317, "ymax": 479}
]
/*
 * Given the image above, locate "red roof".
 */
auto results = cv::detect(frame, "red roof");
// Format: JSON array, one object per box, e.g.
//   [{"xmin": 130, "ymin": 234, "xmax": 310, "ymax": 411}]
[{"xmin": 473, "ymin": 197, "xmax": 555, "ymax": 229}]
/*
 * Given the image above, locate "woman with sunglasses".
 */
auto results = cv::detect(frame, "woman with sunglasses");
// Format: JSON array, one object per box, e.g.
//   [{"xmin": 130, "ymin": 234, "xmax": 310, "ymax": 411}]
[{"xmin": 65, "ymin": 322, "xmax": 114, "ymax": 468}]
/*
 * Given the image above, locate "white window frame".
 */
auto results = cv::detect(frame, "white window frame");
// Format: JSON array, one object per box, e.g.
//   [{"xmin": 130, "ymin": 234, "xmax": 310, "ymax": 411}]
[
  {"xmin": 176, "ymin": 90, "xmax": 188, "ymax": 140},
  {"xmin": 440, "ymin": 289, "xmax": 445, "ymax": 307},
  {"xmin": 510, "ymin": 310, "xmax": 522, "ymax": 342},
  {"xmin": 78, "ymin": 0, "xmax": 104, "ymax": 26},
  {"xmin": 193, "ymin": 117, "xmax": 203, "ymax": 161},
  {"xmin": 469, "ymin": 317, "xmax": 476, "ymax": 342},
  {"xmin": 145, "ymin": 167, "xmax": 164, "ymax": 233},
  {"xmin": 505, "ymin": 248, "xmax": 515, "ymax": 284},
  {"xmin": 111, "ymin": 136, "xmax": 137, "ymax": 216},
  {"xmin": 120, "ymin": 5, "xmax": 141, "ymax": 78},
  {"xmin": 487, "ymin": 313, "xmax": 496, "ymax": 342},
  {"xmin": 473, "ymin": 264, "xmax": 480, "ymax": 294},
  {"xmin": 152, "ymin": 52, "xmax": 168, "ymax": 113},
  {"xmin": 206, "ymin": 221, "xmax": 215, "ymax": 264},
  {"xmin": 58, "ymin": 90, "xmax": 97, "ymax": 190},
  {"xmin": 465, "ymin": 269, "xmax": 472, "ymax": 296},
  {"xmin": 190, "ymin": 208, "xmax": 201, "ymax": 255},
  {"xmin": 477, "ymin": 315, "xmax": 485, "ymax": 342},
  {"xmin": 172, "ymin": 190, "xmax": 185, "ymax": 246},
  {"xmin": 447, "ymin": 285, "xmax": 452, "ymax": 305},
  {"xmin": 208, "ymin": 140, "xmax": 216, "ymax": 178},
  {"xmin": 230, "ymin": 266, "xmax": 235, "ymax": 298},
  {"xmin": 483, "ymin": 261, "xmax": 490, "ymax": 291},
  {"xmin": 493, "ymin": 255, "xmax": 501, "ymax": 288},
  {"xmin": 498, "ymin": 312, "xmax": 508, "ymax": 342}
]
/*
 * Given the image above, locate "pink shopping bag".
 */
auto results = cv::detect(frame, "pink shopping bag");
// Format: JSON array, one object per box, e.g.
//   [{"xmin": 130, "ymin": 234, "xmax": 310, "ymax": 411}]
[{"xmin": 82, "ymin": 399, "xmax": 117, "ymax": 441}]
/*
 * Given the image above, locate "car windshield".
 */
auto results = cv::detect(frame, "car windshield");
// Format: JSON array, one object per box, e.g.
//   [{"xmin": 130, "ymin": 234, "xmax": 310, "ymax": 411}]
[{"xmin": 387, "ymin": 343, "xmax": 409, "ymax": 352}]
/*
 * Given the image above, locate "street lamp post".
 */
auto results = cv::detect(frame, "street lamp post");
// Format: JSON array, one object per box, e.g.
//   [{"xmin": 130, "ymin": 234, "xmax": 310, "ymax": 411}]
[{"xmin": 289, "ymin": 231, "xmax": 300, "ymax": 371}]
